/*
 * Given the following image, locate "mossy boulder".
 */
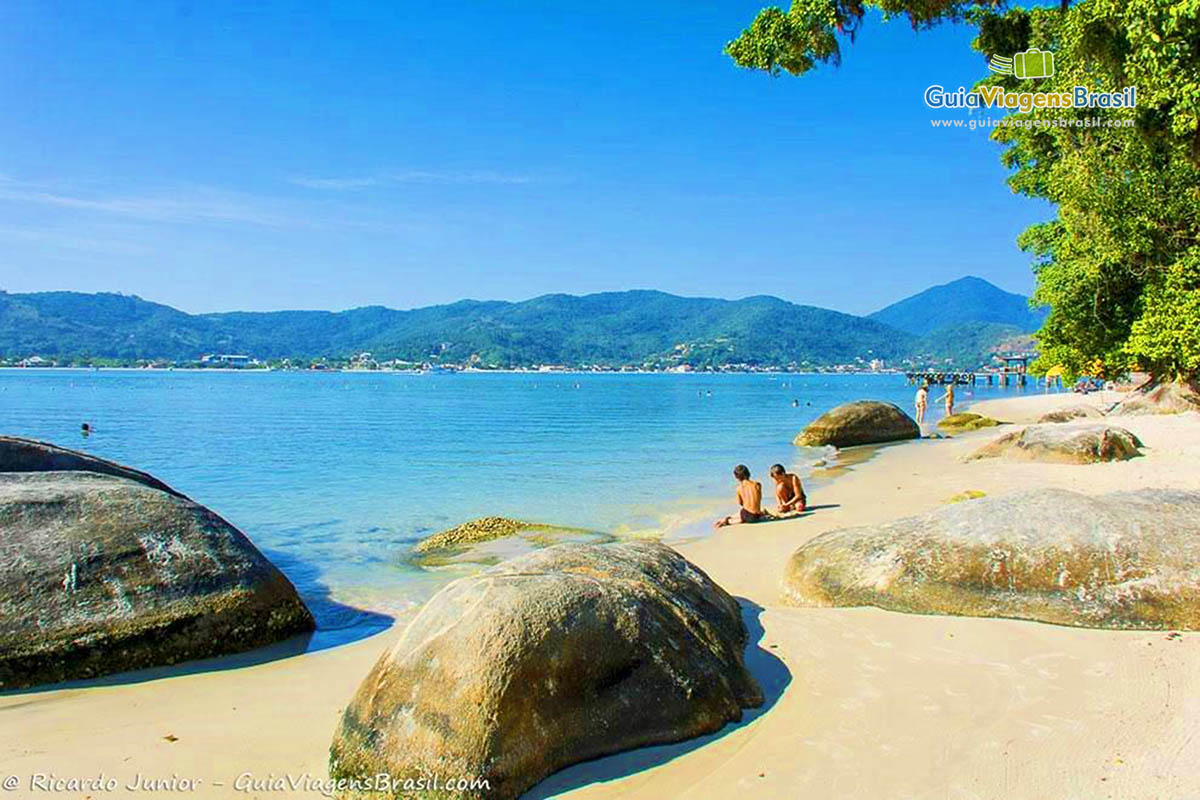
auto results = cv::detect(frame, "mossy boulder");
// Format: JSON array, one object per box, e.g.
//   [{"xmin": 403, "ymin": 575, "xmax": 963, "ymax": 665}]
[
  {"xmin": 968, "ymin": 424, "xmax": 1142, "ymax": 464},
  {"xmin": 794, "ymin": 400, "xmax": 920, "ymax": 448},
  {"xmin": 937, "ymin": 413, "xmax": 1002, "ymax": 433},
  {"xmin": 782, "ymin": 488, "xmax": 1200, "ymax": 630},
  {"xmin": 330, "ymin": 542, "xmax": 762, "ymax": 800},
  {"xmin": 0, "ymin": 472, "xmax": 314, "ymax": 690},
  {"xmin": 414, "ymin": 516, "xmax": 539, "ymax": 554}
]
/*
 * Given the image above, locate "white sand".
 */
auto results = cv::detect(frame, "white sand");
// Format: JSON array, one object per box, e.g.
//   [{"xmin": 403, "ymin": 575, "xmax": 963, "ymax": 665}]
[{"xmin": 3, "ymin": 393, "xmax": 1199, "ymax": 799}]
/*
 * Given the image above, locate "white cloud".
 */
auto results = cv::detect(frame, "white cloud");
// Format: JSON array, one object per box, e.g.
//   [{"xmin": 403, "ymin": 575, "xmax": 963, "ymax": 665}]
[
  {"xmin": 290, "ymin": 169, "xmax": 537, "ymax": 190},
  {"xmin": 0, "ymin": 177, "xmax": 293, "ymax": 227}
]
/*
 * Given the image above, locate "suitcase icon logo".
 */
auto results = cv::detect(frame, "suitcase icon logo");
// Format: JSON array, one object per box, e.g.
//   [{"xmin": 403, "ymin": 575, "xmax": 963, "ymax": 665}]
[{"xmin": 989, "ymin": 49, "xmax": 1055, "ymax": 80}]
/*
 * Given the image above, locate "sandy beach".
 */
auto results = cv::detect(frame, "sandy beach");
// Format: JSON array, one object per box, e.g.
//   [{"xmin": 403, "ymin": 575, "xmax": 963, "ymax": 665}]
[{"xmin": 4, "ymin": 390, "xmax": 1199, "ymax": 799}]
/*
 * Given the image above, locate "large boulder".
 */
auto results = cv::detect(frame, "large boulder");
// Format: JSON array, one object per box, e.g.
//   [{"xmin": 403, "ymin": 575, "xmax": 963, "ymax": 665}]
[
  {"xmin": 1037, "ymin": 404, "xmax": 1104, "ymax": 424},
  {"xmin": 330, "ymin": 542, "xmax": 762, "ymax": 800},
  {"xmin": 794, "ymin": 400, "xmax": 920, "ymax": 448},
  {"xmin": 968, "ymin": 423, "xmax": 1142, "ymax": 464},
  {"xmin": 0, "ymin": 436, "xmax": 182, "ymax": 496},
  {"xmin": 1111, "ymin": 379, "xmax": 1200, "ymax": 416},
  {"xmin": 782, "ymin": 488, "xmax": 1200, "ymax": 630},
  {"xmin": 0, "ymin": 472, "xmax": 314, "ymax": 690}
]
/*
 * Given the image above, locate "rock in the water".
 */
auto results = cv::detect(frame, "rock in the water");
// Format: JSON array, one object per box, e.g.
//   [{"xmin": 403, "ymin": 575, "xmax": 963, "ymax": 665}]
[
  {"xmin": 0, "ymin": 436, "xmax": 182, "ymax": 496},
  {"xmin": 1037, "ymin": 405, "xmax": 1104, "ymax": 424},
  {"xmin": 794, "ymin": 400, "xmax": 920, "ymax": 448},
  {"xmin": 330, "ymin": 541, "xmax": 762, "ymax": 800},
  {"xmin": 414, "ymin": 516, "xmax": 537, "ymax": 553},
  {"xmin": 968, "ymin": 423, "xmax": 1142, "ymax": 464},
  {"xmin": 0, "ymin": 472, "xmax": 314, "ymax": 690},
  {"xmin": 782, "ymin": 488, "xmax": 1200, "ymax": 630},
  {"xmin": 1111, "ymin": 380, "xmax": 1200, "ymax": 416},
  {"xmin": 937, "ymin": 412, "xmax": 1002, "ymax": 432}
]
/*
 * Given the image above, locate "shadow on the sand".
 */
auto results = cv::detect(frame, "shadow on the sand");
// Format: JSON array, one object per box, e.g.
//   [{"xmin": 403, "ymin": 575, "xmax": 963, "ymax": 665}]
[
  {"xmin": 523, "ymin": 598, "xmax": 791, "ymax": 799},
  {"xmin": 1, "ymin": 551, "xmax": 393, "ymax": 698}
]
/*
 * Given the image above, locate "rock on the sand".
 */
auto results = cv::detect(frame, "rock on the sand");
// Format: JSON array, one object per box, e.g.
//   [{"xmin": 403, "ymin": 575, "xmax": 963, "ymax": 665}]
[
  {"xmin": 330, "ymin": 541, "xmax": 762, "ymax": 800},
  {"xmin": 794, "ymin": 400, "xmax": 920, "ymax": 448},
  {"xmin": 968, "ymin": 423, "xmax": 1142, "ymax": 464},
  {"xmin": 937, "ymin": 412, "xmax": 1002, "ymax": 433},
  {"xmin": 1110, "ymin": 379, "xmax": 1200, "ymax": 416},
  {"xmin": 1037, "ymin": 405, "xmax": 1104, "ymax": 424},
  {"xmin": 0, "ymin": 472, "xmax": 314, "ymax": 690},
  {"xmin": 782, "ymin": 488, "xmax": 1200, "ymax": 630},
  {"xmin": 0, "ymin": 435, "xmax": 181, "ymax": 496}
]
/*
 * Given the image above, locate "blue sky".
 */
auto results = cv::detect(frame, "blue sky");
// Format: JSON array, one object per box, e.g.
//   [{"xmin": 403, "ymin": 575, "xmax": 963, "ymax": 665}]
[{"xmin": 0, "ymin": 1, "xmax": 1049, "ymax": 315}]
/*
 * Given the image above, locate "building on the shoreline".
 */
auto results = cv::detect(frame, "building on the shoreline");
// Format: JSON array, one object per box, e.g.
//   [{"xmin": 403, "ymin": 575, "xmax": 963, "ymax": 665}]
[{"xmin": 200, "ymin": 354, "xmax": 254, "ymax": 367}]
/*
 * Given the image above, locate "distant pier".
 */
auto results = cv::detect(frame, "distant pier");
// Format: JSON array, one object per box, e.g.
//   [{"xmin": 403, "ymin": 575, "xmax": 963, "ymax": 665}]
[
  {"xmin": 905, "ymin": 371, "xmax": 977, "ymax": 386},
  {"xmin": 906, "ymin": 355, "xmax": 1032, "ymax": 388}
]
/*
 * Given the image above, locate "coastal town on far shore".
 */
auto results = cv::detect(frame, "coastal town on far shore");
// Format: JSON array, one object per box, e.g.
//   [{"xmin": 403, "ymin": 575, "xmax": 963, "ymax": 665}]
[{"xmin": 3, "ymin": 349, "xmax": 1040, "ymax": 378}]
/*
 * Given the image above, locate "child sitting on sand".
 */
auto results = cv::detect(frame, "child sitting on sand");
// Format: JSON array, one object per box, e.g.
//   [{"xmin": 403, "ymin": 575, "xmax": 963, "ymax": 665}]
[
  {"xmin": 769, "ymin": 463, "xmax": 807, "ymax": 515},
  {"xmin": 714, "ymin": 464, "xmax": 770, "ymax": 528}
]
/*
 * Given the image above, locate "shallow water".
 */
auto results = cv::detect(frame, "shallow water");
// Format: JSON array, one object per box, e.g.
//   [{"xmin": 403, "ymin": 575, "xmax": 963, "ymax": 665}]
[{"xmin": 0, "ymin": 369, "xmax": 1027, "ymax": 645}]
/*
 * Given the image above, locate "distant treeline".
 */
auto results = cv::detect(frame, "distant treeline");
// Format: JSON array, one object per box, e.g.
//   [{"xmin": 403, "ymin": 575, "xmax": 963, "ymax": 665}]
[{"xmin": 0, "ymin": 279, "xmax": 1043, "ymax": 370}]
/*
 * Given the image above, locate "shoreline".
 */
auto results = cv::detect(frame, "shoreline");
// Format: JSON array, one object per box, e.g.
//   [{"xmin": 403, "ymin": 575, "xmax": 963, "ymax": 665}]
[{"xmin": 3, "ymin": 391, "xmax": 1198, "ymax": 798}]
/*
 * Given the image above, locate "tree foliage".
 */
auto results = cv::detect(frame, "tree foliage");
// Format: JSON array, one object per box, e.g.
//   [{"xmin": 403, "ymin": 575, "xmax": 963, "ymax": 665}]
[{"xmin": 728, "ymin": 0, "xmax": 1200, "ymax": 379}]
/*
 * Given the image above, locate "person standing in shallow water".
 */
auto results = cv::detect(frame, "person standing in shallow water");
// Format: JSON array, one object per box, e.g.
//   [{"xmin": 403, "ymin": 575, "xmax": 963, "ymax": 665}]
[
  {"xmin": 938, "ymin": 382, "xmax": 956, "ymax": 417},
  {"xmin": 714, "ymin": 464, "xmax": 768, "ymax": 528},
  {"xmin": 914, "ymin": 383, "xmax": 929, "ymax": 423}
]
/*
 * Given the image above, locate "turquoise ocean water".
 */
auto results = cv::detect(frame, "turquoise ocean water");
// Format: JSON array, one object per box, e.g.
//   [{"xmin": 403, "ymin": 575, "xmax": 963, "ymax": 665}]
[{"xmin": 0, "ymin": 370, "xmax": 1026, "ymax": 646}]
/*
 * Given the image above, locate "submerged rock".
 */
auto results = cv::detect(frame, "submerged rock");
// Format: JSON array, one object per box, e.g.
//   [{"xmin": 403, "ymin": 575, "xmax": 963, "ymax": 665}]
[
  {"xmin": 794, "ymin": 400, "xmax": 920, "ymax": 448},
  {"xmin": 968, "ymin": 424, "xmax": 1142, "ymax": 464},
  {"xmin": 0, "ymin": 436, "xmax": 182, "ymax": 496},
  {"xmin": 937, "ymin": 412, "xmax": 1002, "ymax": 433},
  {"xmin": 782, "ymin": 488, "xmax": 1200, "ymax": 630},
  {"xmin": 0, "ymin": 472, "xmax": 314, "ymax": 690},
  {"xmin": 414, "ymin": 516, "xmax": 539, "ymax": 553},
  {"xmin": 330, "ymin": 541, "xmax": 762, "ymax": 800},
  {"xmin": 1037, "ymin": 405, "xmax": 1104, "ymax": 424},
  {"xmin": 1110, "ymin": 380, "xmax": 1200, "ymax": 416}
]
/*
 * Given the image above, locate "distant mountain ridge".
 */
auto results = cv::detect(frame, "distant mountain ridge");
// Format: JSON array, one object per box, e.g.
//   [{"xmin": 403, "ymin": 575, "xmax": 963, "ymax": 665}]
[
  {"xmin": 0, "ymin": 278, "xmax": 1043, "ymax": 368},
  {"xmin": 868, "ymin": 276, "xmax": 1047, "ymax": 336},
  {"xmin": 0, "ymin": 289, "xmax": 912, "ymax": 367}
]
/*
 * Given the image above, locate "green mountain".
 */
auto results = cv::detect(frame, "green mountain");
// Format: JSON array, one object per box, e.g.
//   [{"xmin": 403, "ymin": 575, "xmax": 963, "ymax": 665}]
[
  {"xmin": 0, "ymin": 289, "xmax": 916, "ymax": 368},
  {"xmin": 867, "ymin": 276, "xmax": 1047, "ymax": 336},
  {"xmin": 909, "ymin": 322, "xmax": 1038, "ymax": 369}
]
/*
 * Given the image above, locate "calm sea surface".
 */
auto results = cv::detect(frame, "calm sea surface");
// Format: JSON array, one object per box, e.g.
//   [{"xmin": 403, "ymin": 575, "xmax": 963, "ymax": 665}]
[{"xmin": 0, "ymin": 370, "xmax": 1028, "ymax": 645}]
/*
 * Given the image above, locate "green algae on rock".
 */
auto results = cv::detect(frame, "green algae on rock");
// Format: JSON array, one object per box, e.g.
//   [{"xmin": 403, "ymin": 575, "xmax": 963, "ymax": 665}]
[
  {"xmin": 413, "ymin": 516, "xmax": 539, "ymax": 553},
  {"xmin": 937, "ymin": 413, "xmax": 1002, "ymax": 433}
]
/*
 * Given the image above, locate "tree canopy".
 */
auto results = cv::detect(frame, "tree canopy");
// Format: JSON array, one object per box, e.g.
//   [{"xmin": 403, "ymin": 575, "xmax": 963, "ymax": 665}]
[{"xmin": 728, "ymin": 0, "xmax": 1200, "ymax": 380}]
